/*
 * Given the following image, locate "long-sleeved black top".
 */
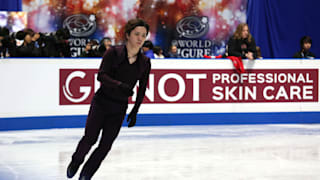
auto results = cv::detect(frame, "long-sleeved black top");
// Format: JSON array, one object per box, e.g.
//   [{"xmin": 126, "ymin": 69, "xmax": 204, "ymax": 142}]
[
  {"xmin": 227, "ymin": 36, "xmax": 257, "ymax": 59},
  {"xmin": 97, "ymin": 45, "xmax": 151, "ymax": 112},
  {"xmin": 293, "ymin": 50, "xmax": 316, "ymax": 59}
]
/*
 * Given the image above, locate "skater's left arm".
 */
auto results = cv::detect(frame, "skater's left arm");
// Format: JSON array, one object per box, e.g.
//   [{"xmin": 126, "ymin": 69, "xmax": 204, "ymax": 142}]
[
  {"xmin": 133, "ymin": 59, "xmax": 151, "ymax": 113},
  {"xmin": 127, "ymin": 59, "xmax": 151, "ymax": 127}
]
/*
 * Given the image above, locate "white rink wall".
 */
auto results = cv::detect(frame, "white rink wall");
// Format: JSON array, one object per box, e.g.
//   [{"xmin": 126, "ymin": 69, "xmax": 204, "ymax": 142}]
[{"xmin": 0, "ymin": 58, "xmax": 320, "ymax": 130}]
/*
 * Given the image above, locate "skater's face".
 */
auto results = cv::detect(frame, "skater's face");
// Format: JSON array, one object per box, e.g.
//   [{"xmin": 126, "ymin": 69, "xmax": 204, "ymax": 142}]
[{"xmin": 126, "ymin": 26, "xmax": 147, "ymax": 49}]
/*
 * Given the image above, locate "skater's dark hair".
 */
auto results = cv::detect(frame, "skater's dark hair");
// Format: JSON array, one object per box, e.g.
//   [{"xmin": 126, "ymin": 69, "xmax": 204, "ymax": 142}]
[{"xmin": 124, "ymin": 18, "xmax": 149, "ymax": 40}]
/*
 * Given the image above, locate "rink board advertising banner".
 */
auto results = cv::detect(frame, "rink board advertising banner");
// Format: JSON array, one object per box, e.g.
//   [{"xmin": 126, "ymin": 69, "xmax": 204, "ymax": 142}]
[{"xmin": 60, "ymin": 69, "xmax": 318, "ymax": 105}]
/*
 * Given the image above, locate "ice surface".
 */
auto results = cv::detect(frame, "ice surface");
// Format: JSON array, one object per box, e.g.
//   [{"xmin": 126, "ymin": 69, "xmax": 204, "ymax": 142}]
[{"xmin": 0, "ymin": 124, "xmax": 320, "ymax": 180}]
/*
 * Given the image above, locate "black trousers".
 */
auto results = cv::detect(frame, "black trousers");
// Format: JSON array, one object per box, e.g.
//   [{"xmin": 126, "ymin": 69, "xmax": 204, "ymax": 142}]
[{"xmin": 71, "ymin": 92, "xmax": 128, "ymax": 177}]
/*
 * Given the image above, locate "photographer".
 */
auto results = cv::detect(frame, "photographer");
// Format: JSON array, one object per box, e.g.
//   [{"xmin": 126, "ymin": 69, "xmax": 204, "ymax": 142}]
[
  {"xmin": 40, "ymin": 28, "xmax": 71, "ymax": 57},
  {"xmin": 54, "ymin": 28, "xmax": 71, "ymax": 57},
  {"xmin": 0, "ymin": 27, "xmax": 14, "ymax": 58},
  {"xmin": 14, "ymin": 29, "xmax": 42, "ymax": 57},
  {"xmin": 80, "ymin": 40, "xmax": 100, "ymax": 57}
]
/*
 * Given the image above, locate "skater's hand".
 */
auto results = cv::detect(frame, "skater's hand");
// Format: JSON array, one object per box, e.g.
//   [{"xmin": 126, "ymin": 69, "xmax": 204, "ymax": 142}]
[
  {"xmin": 127, "ymin": 110, "xmax": 137, "ymax": 128},
  {"xmin": 118, "ymin": 82, "xmax": 134, "ymax": 96}
]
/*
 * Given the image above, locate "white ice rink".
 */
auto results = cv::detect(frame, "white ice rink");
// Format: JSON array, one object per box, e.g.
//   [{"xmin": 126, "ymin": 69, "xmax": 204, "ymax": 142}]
[{"xmin": 0, "ymin": 124, "xmax": 320, "ymax": 180}]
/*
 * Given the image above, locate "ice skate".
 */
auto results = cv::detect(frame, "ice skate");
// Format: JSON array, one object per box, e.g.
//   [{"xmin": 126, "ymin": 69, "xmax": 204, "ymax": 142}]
[{"xmin": 67, "ymin": 160, "xmax": 81, "ymax": 178}]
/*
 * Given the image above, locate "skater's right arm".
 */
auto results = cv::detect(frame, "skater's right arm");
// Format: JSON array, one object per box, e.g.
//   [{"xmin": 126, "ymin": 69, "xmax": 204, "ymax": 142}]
[{"xmin": 97, "ymin": 47, "xmax": 122, "ymax": 88}]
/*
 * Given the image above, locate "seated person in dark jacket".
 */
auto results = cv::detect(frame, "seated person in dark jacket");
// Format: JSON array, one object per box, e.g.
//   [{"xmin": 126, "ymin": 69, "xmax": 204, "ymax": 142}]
[
  {"xmin": 293, "ymin": 36, "xmax": 315, "ymax": 59},
  {"xmin": 227, "ymin": 23, "xmax": 257, "ymax": 60}
]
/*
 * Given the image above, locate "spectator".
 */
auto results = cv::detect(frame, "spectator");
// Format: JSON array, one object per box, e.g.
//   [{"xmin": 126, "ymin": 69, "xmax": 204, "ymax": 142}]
[
  {"xmin": 153, "ymin": 46, "xmax": 165, "ymax": 58},
  {"xmin": 256, "ymin": 46, "xmax": 263, "ymax": 59},
  {"xmin": 8, "ymin": 30, "xmax": 26, "ymax": 57},
  {"xmin": 39, "ymin": 28, "xmax": 71, "ymax": 57},
  {"xmin": 98, "ymin": 37, "xmax": 112, "ymax": 56},
  {"xmin": 293, "ymin": 36, "xmax": 315, "ymax": 59},
  {"xmin": 0, "ymin": 27, "xmax": 11, "ymax": 58},
  {"xmin": 54, "ymin": 28, "xmax": 71, "ymax": 57},
  {"xmin": 80, "ymin": 40, "xmax": 100, "ymax": 57},
  {"xmin": 142, "ymin": 40, "xmax": 155, "ymax": 58},
  {"xmin": 227, "ymin": 23, "xmax": 257, "ymax": 60},
  {"xmin": 31, "ymin": 31, "xmax": 41, "ymax": 48},
  {"xmin": 167, "ymin": 44, "xmax": 179, "ymax": 58},
  {"xmin": 0, "ymin": 27, "xmax": 73, "ymax": 58},
  {"xmin": 15, "ymin": 29, "xmax": 41, "ymax": 57}
]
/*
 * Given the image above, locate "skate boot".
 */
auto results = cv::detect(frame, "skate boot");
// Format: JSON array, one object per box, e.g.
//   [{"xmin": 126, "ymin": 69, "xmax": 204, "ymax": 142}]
[{"xmin": 67, "ymin": 160, "xmax": 81, "ymax": 178}]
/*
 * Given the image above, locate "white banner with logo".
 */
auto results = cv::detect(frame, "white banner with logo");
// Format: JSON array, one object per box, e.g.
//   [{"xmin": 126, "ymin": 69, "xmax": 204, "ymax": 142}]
[{"xmin": 0, "ymin": 58, "xmax": 320, "ymax": 118}]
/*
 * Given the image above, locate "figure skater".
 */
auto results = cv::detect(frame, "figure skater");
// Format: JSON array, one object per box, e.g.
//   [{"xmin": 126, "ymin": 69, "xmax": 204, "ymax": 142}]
[{"xmin": 67, "ymin": 18, "xmax": 151, "ymax": 180}]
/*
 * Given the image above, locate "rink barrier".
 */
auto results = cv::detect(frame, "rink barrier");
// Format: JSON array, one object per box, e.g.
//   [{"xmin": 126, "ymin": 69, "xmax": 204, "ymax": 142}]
[
  {"xmin": 1, "ymin": 112, "xmax": 320, "ymax": 131},
  {"xmin": 1, "ymin": 58, "xmax": 320, "ymax": 131}
]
